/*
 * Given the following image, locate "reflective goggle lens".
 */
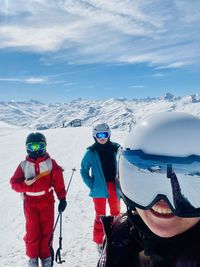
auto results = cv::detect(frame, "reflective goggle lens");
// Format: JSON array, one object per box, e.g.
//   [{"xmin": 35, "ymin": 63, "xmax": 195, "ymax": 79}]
[
  {"xmin": 123, "ymin": 150, "xmax": 200, "ymax": 176},
  {"xmin": 96, "ymin": 132, "xmax": 109, "ymax": 139},
  {"xmin": 119, "ymin": 149, "xmax": 200, "ymax": 217},
  {"xmin": 26, "ymin": 142, "xmax": 46, "ymax": 152}
]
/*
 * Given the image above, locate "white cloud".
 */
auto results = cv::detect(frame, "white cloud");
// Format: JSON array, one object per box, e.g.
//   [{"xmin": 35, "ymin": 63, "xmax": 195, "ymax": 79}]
[
  {"xmin": 0, "ymin": 76, "xmax": 47, "ymax": 84},
  {"xmin": 0, "ymin": 75, "xmax": 70, "ymax": 85},
  {"xmin": 0, "ymin": 0, "xmax": 200, "ymax": 68},
  {"xmin": 151, "ymin": 73, "xmax": 166, "ymax": 78},
  {"xmin": 24, "ymin": 77, "xmax": 47, "ymax": 84},
  {"xmin": 130, "ymin": 85, "xmax": 145, "ymax": 89}
]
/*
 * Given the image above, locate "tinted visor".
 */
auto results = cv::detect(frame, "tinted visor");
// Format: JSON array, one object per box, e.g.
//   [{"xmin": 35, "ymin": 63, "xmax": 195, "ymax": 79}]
[
  {"xmin": 26, "ymin": 142, "xmax": 46, "ymax": 152},
  {"xmin": 119, "ymin": 149, "xmax": 200, "ymax": 217},
  {"xmin": 96, "ymin": 132, "xmax": 109, "ymax": 139}
]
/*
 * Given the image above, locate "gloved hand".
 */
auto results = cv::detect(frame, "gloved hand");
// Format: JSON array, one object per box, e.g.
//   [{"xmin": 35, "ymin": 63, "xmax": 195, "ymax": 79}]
[{"xmin": 58, "ymin": 198, "xmax": 67, "ymax": 213}]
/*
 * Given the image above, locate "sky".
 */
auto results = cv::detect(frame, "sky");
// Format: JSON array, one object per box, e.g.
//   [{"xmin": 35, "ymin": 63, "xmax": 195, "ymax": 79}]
[{"xmin": 0, "ymin": 0, "xmax": 200, "ymax": 103}]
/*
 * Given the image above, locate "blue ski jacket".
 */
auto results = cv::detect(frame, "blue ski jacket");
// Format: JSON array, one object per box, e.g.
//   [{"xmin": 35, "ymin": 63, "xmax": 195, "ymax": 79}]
[{"xmin": 80, "ymin": 142, "xmax": 120, "ymax": 198}]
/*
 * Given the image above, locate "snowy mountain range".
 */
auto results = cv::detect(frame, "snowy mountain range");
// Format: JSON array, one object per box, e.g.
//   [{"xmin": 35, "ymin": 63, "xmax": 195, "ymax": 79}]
[
  {"xmin": 1, "ymin": 93, "xmax": 200, "ymax": 266},
  {"xmin": 0, "ymin": 93, "xmax": 200, "ymax": 130}
]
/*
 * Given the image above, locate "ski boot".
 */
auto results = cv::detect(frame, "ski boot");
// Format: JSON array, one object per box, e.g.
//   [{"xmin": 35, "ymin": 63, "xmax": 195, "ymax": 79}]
[
  {"xmin": 28, "ymin": 257, "xmax": 38, "ymax": 267},
  {"xmin": 41, "ymin": 256, "xmax": 52, "ymax": 267}
]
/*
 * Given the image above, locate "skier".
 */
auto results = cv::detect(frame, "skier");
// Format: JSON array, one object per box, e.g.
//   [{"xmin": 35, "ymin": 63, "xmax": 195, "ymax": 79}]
[
  {"xmin": 10, "ymin": 132, "xmax": 67, "ymax": 267},
  {"xmin": 98, "ymin": 112, "xmax": 200, "ymax": 267},
  {"xmin": 80, "ymin": 123, "xmax": 121, "ymax": 253}
]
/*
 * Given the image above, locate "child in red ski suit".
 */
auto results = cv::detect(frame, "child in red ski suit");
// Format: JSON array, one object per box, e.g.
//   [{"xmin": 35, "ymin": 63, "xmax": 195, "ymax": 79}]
[{"xmin": 10, "ymin": 132, "xmax": 67, "ymax": 267}]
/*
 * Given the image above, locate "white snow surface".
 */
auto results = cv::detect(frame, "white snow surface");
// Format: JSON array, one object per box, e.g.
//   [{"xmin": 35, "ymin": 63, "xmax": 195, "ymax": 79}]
[
  {"xmin": 0, "ymin": 125, "xmax": 126, "ymax": 267},
  {"xmin": 0, "ymin": 94, "xmax": 200, "ymax": 131},
  {"xmin": 1, "ymin": 94, "xmax": 200, "ymax": 266}
]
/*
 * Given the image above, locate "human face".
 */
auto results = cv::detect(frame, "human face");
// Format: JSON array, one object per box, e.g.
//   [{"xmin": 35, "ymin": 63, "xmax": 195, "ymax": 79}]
[
  {"xmin": 96, "ymin": 137, "xmax": 109, "ymax": 144},
  {"xmin": 96, "ymin": 132, "xmax": 109, "ymax": 144},
  {"xmin": 136, "ymin": 200, "xmax": 200, "ymax": 238}
]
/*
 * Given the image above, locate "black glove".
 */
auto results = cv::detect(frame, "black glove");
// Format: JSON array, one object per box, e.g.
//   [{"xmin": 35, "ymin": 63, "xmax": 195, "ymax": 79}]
[{"xmin": 58, "ymin": 198, "xmax": 67, "ymax": 213}]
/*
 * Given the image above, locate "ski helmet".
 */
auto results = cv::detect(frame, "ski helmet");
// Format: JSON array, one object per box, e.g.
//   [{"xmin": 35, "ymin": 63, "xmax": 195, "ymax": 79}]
[
  {"xmin": 118, "ymin": 112, "xmax": 200, "ymax": 217},
  {"xmin": 92, "ymin": 123, "xmax": 111, "ymax": 138},
  {"xmin": 26, "ymin": 132, "xmax": 47, "ymax": 159}
]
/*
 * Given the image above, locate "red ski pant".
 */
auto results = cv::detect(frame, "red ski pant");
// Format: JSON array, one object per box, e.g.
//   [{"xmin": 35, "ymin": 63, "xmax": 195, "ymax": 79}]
[
  {"xmin": 93, "ymin": 182, "xmax": 120, "ymax": 244},
  {"xmin": 23, "ymin": 195, "xmax": 54, "ymax": 259}
]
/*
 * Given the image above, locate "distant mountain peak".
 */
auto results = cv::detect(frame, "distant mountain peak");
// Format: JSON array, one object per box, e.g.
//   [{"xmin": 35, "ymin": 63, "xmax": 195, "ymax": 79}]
[
  {"xmin": 0, "ymin": 93, "xmax": 199, "ymax": 130},
  {"xmin": 29, "ymin": 99, "xmax": 43, "ymax": 104}
]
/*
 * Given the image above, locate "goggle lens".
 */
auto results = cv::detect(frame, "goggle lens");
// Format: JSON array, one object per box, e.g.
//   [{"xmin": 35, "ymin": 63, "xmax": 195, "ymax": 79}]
[
  {"xmin": 96, "ymin": 132, "xmax": 109, "ymax": 139},
  {"xmin": 26, "ymin": 142, "xmax": 46, "ymax": 152},
  {"xmin": 119, "ymin": 149, "xmax": 200, "ymax": 217}
]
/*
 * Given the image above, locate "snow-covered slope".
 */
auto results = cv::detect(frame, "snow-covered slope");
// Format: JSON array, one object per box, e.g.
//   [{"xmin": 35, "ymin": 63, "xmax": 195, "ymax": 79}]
[
  {"xmin": 1, "ymin": 94, "xmax": 200, "ymax": 266},
  {"xmin": 0, "ymin": 126, "xmax": 126, "ymax": 267},
  {"xmin": 0, "ymin": 93, "xmax": 200, "ymax": 131}
]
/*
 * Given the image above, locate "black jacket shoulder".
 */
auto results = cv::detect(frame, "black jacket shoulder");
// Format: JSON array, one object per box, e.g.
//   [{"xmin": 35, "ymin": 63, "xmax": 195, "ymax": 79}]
[
  {"xmin": 98, "ymin": 214, "xmax": 141, "ymax": 267},
  {"xmin": 98, "ymin": 213, "xmax": 200, "ymax": 267}
]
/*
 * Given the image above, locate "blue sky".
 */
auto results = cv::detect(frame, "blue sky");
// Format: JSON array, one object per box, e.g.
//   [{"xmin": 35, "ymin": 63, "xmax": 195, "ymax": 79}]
[{"xmin": 0, "ymin": 0, "xmax": 200, "ymax": 103}]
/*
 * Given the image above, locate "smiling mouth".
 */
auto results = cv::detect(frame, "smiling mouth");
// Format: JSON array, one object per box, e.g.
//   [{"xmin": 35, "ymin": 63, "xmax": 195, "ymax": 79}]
[
  {"xmin": 151, "ymin": 206, "xmax": 172, "ymax": 215},
  {"xmin": 149, "ymin": 200, "xmax": 175, "ymax": 218}
]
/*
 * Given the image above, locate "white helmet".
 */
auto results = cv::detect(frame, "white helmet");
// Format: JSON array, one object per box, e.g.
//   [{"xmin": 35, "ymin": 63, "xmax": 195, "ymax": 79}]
[
  {"xmin": 92, "ymin": 123, "xmax": 111, "ymax": 138},
  {"xmin": 118, "ymin": 112, "xmax": 200, "ymax": 217},
  {"xmin": 124, "ymin": 112, "xmax": 200, "ymax": 156}
]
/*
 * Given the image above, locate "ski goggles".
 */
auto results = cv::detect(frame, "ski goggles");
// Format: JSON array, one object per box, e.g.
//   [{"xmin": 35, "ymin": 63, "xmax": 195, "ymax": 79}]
[
  {"xmin": 119, "ymin": 149, "xmax": 200, "ymax": 217},
  {"xmin": 26, "ymin": 142, "xmax": 46, "ymax": 152},
  {"xmin": 96, "ymin": 132, "xmax": 109, "ymax": 139}
]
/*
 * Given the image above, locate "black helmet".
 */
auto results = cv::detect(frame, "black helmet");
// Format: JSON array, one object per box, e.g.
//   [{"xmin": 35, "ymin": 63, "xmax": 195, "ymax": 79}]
[
  {"xmin": 26, "ymin": 132, "xmax": 46, "ymax": 144},
  {"xmin": 26, "ymin": 132, "xmax": 47, "ymax": 159}
]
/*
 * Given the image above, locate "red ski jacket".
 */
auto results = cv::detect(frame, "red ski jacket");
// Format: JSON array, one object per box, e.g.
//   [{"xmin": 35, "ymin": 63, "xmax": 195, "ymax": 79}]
[{"xmin": 10, "ymin": 154, "xmax": 66, "ymax": 200}]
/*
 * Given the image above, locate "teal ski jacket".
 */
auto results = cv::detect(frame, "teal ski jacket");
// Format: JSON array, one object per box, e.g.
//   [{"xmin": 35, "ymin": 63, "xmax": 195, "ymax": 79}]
[{"xmin": 80, "ymin": 142, "xmax": 120, "ymax": 198}]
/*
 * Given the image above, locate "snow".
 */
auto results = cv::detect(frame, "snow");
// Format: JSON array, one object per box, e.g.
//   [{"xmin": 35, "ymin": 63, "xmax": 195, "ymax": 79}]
[
  {"xmin": 0, "ymin": 94, "xmax": 200, "ymax": 131},
  {"xmin": 1, "ymin": 95, "xmax": 200, "ymax": 266},
  {"xmin": 0, "ymin": 125, "xmax": 126, "ymax": 267}
]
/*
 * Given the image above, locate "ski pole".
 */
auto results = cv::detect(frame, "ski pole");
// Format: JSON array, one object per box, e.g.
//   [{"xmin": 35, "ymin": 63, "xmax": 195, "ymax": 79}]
[
  {"xmin": 49, "ymin": 167, "xmax": 76, "ymax": 266},
  {"xmin": 49, "ymin": 213, "xmax": 61, "ymax": 267},
  {"xmin": 66, "ymin": 167, "xmax": 76, "ymax": 194},
  {"xmin": 55, "ymin": 212, "xmax": 65, "ymax": 264},
  {"xmin": 54, "ymin": 168, "xmax": 76, "ymax": 264}
]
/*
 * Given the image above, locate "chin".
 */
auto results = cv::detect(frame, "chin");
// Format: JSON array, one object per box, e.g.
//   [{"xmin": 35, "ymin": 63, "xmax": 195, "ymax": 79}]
[
  {"xmin": 146, "ymin": 216, "xmax": 200, "ymax": 238},
  {"xmin": 148, "ymin": 225, "xmax": 178, "ymax": 238}
]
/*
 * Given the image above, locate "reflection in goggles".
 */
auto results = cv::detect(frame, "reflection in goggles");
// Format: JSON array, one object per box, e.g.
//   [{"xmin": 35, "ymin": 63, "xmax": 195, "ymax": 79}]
[
  {"xmin": 120, "ymin": 149, "xmax": 200, "ymax": 217},
  {"xmin": 123, "ymin": 149, "xmax": 200, "ymax": 176},
  {"xmin": 26, "ymin": 142, "xmax": 46, "ymax": 152},
  {"xmin": 96, "ymin": 132, "xmax": 109, "ymax": 139}
]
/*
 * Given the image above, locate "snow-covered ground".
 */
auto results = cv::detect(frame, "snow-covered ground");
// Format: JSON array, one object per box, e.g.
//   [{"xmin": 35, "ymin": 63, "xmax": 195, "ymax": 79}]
[
  {"xmin": 0, "ymin": 94, "xmax": 200, "ymax": 131},
  {"xmin": 0, "ymin": 124, "xmax": 126, "ymax": 267}
]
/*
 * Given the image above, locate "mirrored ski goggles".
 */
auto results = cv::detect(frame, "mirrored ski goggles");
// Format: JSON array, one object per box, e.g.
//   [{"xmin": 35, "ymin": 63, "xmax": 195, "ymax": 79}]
[
  {"xmin": 119, "ymin": 149, "xmax": 200, "ymax": 217},
  {"xmin": 96, "ymin": 132, "xmax": 109, "ymax": 139},
  {"xmin": 26, "ymin": 142, "xmax": 46, "ymax": 152}
]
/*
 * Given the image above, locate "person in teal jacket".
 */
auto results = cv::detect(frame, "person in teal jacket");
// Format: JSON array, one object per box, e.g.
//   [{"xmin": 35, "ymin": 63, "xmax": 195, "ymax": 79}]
[{"xmin": 80, "ymin": 123, "xmax": 121, "ymax": 253}]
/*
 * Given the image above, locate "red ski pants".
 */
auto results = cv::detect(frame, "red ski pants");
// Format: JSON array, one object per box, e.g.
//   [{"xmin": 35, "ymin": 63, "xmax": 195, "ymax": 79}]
[
  {"xmin": 93, "ymin": 182, "xmax": 120, "ymax": 244},
  {"xmin": 23, "ymin": 195, "xmax": 54, "ymax": 259}
]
